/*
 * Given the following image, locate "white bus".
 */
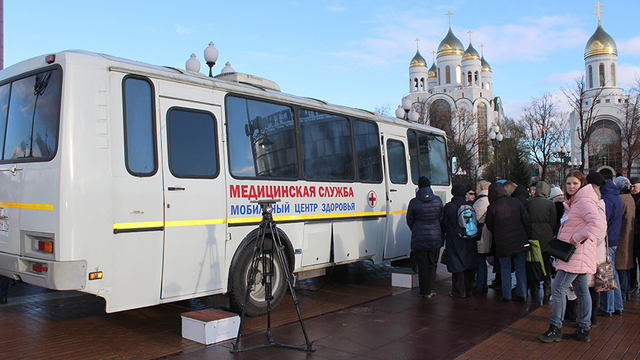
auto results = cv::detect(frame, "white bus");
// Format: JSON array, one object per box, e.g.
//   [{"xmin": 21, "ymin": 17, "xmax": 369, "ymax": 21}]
[{"xmin": 0, "ymin": 50, "xmax": 451, "ymax": 315}]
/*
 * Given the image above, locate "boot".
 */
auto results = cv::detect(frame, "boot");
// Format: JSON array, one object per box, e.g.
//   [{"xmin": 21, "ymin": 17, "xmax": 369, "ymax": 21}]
[
  {"xmin": 537, "ymin": 324, "xmax": 561, "ymax": 343},
  {"xmin": 562, "ymin": 327, "xmax": 590, "ymax": 342}
]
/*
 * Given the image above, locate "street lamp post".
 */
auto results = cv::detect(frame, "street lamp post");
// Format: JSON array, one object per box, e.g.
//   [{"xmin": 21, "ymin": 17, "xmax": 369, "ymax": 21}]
[
  {"xmin": 395, "ymin": 98, "xmax": 419, "ymax": 122},
  {"xmin": 553, "ymin": 142, "xmax": 570, "ymax": 184},
  {"xmin": 488, "ymin": 124, "xmax": 503, "ymax": 179}
]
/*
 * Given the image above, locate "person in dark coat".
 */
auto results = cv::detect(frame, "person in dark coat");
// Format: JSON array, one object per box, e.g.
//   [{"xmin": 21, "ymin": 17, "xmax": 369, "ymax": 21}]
[
  {"xmin": 615, "ymin": 177, "xmax": 635, "ymax": 301},
  {"xmin": 485, "ymin": 182, "xmax": 532, "ymax": 302},
  {"xmin": 512, "ymin": 185, "xmax": 530, "ymax": 208},
  {"xmin": 590, "ymin": 173, "xmax": 624, "ymax": 316},
  {"xmin": 442, "ymin": 183, "xmax": 477, "ymax": 298},
  {"xmin": 526, "ymin": 181, "xmax": 557, "ymax": 298},
  {"xmin": 630, "ymin": 177, "xmax": 640, "ymax": 292},
  {"xmin": 406, "ymin": 176, "xmax": 444, "ymax": 298}
]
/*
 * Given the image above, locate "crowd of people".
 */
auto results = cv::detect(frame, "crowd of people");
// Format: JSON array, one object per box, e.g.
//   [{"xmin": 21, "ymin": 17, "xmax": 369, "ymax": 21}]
[{"xmin": 406, "ymin": 171, "xmax": 640, "ymax": 344}]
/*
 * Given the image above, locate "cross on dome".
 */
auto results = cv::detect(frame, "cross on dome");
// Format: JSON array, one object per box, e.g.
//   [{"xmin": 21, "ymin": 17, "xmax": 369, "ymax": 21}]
[
  {"xmin": 445, "ymin": 11, "xmax": 453, "ymax": 26},
  {"xmin": 594, "ymin": 2, "xmax": 603, "ymax": 24},
  {"xmin": 467, "ymin": 30, "xmax": 473, "ymax": 43},
  {"xmin": 415, "ymin": 38, "xmax": 420, "ymax": 50}
]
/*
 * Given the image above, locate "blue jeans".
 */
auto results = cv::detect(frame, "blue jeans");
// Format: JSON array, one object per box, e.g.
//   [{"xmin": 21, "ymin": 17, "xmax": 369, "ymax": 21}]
[
  {"xmin": 475, "ymin": 253, "xmax": 488, "ymax": 288},
  {"xmin": 551, "ymin": 271, "xmax": 591, "ymax": 329},
  {"xmin": 499, "ymin": 251, "xmax": 527, "ymax": 299},
  {"xmin": 600, "ymin": 246, "xmax": 624, "ymax": 312}
]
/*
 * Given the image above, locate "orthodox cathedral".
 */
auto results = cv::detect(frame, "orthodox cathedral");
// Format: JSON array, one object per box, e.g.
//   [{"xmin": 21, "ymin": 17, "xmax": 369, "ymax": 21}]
[{"xmin": 397, "ymin": 14, "xmax": 503, "ymax": 166}]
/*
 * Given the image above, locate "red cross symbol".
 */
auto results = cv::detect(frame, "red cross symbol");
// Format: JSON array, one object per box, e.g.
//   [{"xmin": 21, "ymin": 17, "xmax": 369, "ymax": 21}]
[{"xmin": 367, "ymin": 190, "xmax": 377, "ymax": 208}]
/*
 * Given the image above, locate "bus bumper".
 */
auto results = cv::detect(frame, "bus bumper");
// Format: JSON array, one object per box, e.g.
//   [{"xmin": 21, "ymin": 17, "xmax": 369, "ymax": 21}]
[{"xmin": 0, "ymin": 252, "xmax": 87, "ymax": 290}]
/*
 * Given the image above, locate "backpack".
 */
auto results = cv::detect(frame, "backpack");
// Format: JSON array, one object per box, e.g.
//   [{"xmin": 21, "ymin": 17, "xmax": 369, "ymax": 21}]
[{"xmin": 455, "ymin": 204, "xmax": 479, "ymax": 239}]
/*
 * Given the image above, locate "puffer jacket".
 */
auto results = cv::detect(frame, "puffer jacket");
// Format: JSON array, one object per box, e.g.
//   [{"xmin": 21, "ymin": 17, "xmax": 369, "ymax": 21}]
[
  {"xmin": 556, "ymin": 184, "xmax": 605, "ymax": 275},
  {"xmin": 406, "ymin": 186, "xmax": 444, "ymax": 251},
  {"xmin": 485, "ymin": 183, "xmax": 532, "ymax": 258},
  {"xmin": 473, "ymin": 190, "xmax": 489, "ymax": 224},
  {"xmin": 588, "ymin": 196, "xmax": 608, "ymax": 287},
  {"xmin": 600, "ymin": 180, "xmax": 622, "ymax": 247},
  {"xmin": 526, "ymin": 181, "xmax": 557, "ymax": 249}
]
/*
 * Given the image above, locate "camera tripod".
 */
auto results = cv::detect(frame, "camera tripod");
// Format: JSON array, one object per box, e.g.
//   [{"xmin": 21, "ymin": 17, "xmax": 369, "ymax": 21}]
[{"xmin": 231, "ymin": 199, "xmax": 314, "ymax": 353}]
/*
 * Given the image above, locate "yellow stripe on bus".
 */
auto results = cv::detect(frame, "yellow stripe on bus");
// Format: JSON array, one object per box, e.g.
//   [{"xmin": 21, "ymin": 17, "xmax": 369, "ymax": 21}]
[
  {"xmin": 389, "ymin": 210, "xmax": 407, "ymax": 215},
  {"xmin": 113, "ymin": 211, "xmax": 388, "ymax": 229},
  {"xmin": 0, "ymin": 201, "xmax": 54, "ymax": 211}
]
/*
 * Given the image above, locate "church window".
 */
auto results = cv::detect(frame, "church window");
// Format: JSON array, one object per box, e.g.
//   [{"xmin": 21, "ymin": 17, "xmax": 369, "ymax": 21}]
[
  {"xmin": 421, "ymin": 78, "xmax": 425, "ymax": 91},
  {"xmin": 456, "ymin": 66, "xmax": 462, "ymax": 84},
  {"xmin": 588, "ymin": 65, "xmax": 593, "ymax": 88},
  {"xmin": 611, "ymin": 64, "xmax": 616, "ymax": 86},
  {"xmin": 467, "ymin": 71, "xmax": 472, "ymax": 86},
  {"xmin": 588, "ymin": 120, "xmax": 621, "ymax": 171},
  {"xmin": 599, "ymin": 63, "xmax": 605, "ymax": 87},
  {"xmin": 605, "ymin": 99, "xmax": 610, "ymax": 103},
  {"xmin": 486, "ymin": 82, "xmax": 491, "ymax": 90},
  {"xmin": 414, "ymin": 78, "xmax": 419, "ymax": 92},
  {"xmin": 474, "ymin": 71, "xmax": 479, "ymax": 85},
  {"xmin": 438, "ymin": 68, "xmax": 441, "ymax": 86},
  {"xmin": 429, "ymin": 99, "xmax": 452, "ymax": 134},
  {"xmin": 445, "ymin": 66, "xmax": 451, "ymax": 84}
]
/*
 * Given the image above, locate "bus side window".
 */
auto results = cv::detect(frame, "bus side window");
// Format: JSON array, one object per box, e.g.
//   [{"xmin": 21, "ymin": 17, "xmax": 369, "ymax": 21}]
[
  {"xmin": 300, "ymin": 110, "xmax": 353, "ymax": 180},
  {"xmin": 166, "ymin": 108, "xmax": 218, "ymax": 178},
  {"xmin": 123, "ymin": 76, "xmax": 157, "ymax": 176},
  {"xmin": 387, "ymin": 140, "xmax": 407, "ymax": 184},
  {"xmin": 0, "ymin": 84, "xmax": 10, "ymax": 159},
  {"xmin": 354, "ymin": 120, "xmax": 382, "ymax": 182}
]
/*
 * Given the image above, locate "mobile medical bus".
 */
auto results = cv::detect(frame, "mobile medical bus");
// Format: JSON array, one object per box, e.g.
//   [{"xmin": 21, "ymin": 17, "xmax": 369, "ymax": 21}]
[{"xmin": 0, "ymin": 50, "xmax": 451, "ymax": 315}]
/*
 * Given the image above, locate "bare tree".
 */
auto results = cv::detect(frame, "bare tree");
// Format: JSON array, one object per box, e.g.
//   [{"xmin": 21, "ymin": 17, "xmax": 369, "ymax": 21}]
[
  {"xmin": 517, "ymin": 93, "xmax": 563, "ymax": 181},
  {"xmin": 620, "ymin": 78, "xmax": 640, "ymax": 177},
  {"xmin": 561, "ymin": 76, "xmax": 606, "ymax": 172},
  {"xmin": 449, "ymin": 107, "xmax": 480, "ymax": 184},
  {"xmin": 374, "ymin": 103, "xmax": 392, "ymax": 116}
]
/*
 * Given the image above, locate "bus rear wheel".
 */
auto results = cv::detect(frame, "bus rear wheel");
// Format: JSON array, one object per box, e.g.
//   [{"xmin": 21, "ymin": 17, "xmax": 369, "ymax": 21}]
[{"xmin": 229, "ymin": 238, "xmax": 287, "ymax": 317}]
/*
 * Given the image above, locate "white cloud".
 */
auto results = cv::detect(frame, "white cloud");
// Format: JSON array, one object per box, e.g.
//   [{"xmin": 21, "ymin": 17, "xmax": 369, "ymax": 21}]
[
  {"xmin": 541, "ymin": 70, "xmax": 583, "ymax": 86},
  {"xmin": 325, "ymin": 1, "xmax": 347, "ymax": 13},
  {"xmin": 618, "ymin": 36, "xmax": 640, "ymax": 55},
  {"xmin": 174, "ymin": 24, "xmax": 191, "ymax": 35},
  {"xmin": 618, "ymin": 63, "xmax": 640, "ymax": 88}
]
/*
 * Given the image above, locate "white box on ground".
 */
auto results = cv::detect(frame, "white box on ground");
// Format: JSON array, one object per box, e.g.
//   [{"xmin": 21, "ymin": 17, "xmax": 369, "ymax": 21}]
[
  {"xmin": 181, "ymin": 309, "xmax": 240, "ymax": 345},
  {"xmin": 392, "ymin": 269, "xmax": 419, "ymax": 288}
]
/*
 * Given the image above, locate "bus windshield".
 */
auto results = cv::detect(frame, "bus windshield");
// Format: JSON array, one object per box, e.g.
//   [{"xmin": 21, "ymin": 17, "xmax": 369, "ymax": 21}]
[
  {"xmin": 0, "ymin": 67, "xmax": 62, "ymax": 162},
  {"xmin": 408, "ymin": 130, "xmax": 449, "ymax": 185}
]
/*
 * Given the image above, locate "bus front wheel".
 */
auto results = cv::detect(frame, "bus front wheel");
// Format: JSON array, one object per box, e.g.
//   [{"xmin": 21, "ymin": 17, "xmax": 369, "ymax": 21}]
[{"xmin": 229, "ymin": 237, "xmax": 287, "ymax": 316}]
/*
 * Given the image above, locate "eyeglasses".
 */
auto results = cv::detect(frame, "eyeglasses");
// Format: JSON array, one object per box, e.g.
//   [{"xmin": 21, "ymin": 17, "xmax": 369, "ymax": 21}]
[{"xmin": 467, "ymin": 192, "xmax": 476, "ymax": 196}]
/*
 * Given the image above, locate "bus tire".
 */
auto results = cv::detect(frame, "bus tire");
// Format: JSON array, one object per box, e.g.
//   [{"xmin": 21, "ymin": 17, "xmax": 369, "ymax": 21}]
[{"xmin": 229, "ymin": 236, "xmax": 287, "ymax": 317}]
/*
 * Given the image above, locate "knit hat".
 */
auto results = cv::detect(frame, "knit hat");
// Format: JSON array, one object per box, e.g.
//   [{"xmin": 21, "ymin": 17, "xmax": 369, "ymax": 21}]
[
  {"xmin": 630, "ymin": 177, "xmax": 640, "ymax": 185},
  {"xmin": 586, "ymin": 172, "xmax": 605, "ymax": 186},
  {"xmin": 418, "ymin": 176, "xmax": 431, "ymax": 188},
  {"xmin": 452, "ymin": 183, "xmax": 467, "ymax": 197},
  {"xmin": 616, "ymin": 176, "xmax": 632, "ymax": 191},
  {"xmin": 549, "ymin": 187, "xmax": 564, "ymax": 201}
]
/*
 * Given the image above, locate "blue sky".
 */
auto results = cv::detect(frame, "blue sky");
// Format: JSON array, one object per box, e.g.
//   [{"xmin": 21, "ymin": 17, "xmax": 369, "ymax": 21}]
[{"xmin": 4, "ymin": 1, "xmax": 639, "ymax": 119}]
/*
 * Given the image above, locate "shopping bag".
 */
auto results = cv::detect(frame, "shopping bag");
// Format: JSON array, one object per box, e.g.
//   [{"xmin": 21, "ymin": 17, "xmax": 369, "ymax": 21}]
[{"xmin": 595, "ymin": 261, "xmax": 618, "ymax": 292}]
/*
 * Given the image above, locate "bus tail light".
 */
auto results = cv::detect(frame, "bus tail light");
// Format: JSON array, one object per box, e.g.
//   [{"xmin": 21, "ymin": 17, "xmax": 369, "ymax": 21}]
[
  {"xmin": 89, "ymin": 271, "xmax": 103, "ymax": 280},
  {"xmin": 37, "ymin": 240, "xmax": 54, "ymax": 253},
  {"xmin": 32, "ymin": 263, "xmax": 48, "ymax": 273}
]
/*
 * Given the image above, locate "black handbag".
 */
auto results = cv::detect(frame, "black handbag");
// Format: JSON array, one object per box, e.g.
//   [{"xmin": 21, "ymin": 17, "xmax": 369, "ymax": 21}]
[{"xmin": 544, "ymin": 238, "xmax": 587, "ymax": 262}]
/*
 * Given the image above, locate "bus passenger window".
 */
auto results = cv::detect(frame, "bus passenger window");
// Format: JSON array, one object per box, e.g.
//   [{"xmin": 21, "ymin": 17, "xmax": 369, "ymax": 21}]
[
  {"xmin": 387, "ymin": 140, "xmax": 407, "ymax": 184},
  {"xmin": 3, "ymin": 69, "xmax": 62, "ymax": 161},
  {"xmin": 167, "ymin": 108, "xmax": 218, "ymax": 178},
  {"xmin": 354, "ymin": 120, "xmax": 381, "ymax": 182},
  {"xmin": 300, "ymin": 110, "xmax": 353, "ymax": 180},
  {"xmin": 226, "ymin": 96, "xmax": 297, "ymax": 178},
  {"xmin": 123, "ymin": 76, "xmax": 157, "ymax": 176},
  {"xmin": 408, "ymin": 129, "xmax": 449, "ymax": 186}
]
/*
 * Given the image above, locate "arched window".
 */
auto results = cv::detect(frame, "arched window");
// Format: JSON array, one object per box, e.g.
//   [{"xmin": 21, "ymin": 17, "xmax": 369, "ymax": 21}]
[
  {"xmin": 474, "ymin": 71, "xmax": 479, "ymax": 85},
  {"xmin": 445, "ymin": 66, "xmax": 451, "ymax": 84},
  {"xmin": 438, "ymin": 68, "xmax": 441, "ymax": 86},
  {"xmin": 456, "ymin": 66, "xmax": 462, "ymax": 84},
  {"xmin": 588, "ymin": 119, "xmax": 621, "ymax": 171},
  {"xmin": 420, "ymin": 78, "xmax": 425, "ymax": 91},
  {"xmin": 477, "ymin": 103, "xmax": 487, "ymax": 164},
  {"xmin": 414, "ymin": 78, "xmax": 418, "ymax": 92},
  {"xmin": 589, "ymin": 65, "xmax": 593, "ymax": 88},
  {"xmin": 429, "ymin": 99, "xmax": 452, "ymax": 134},
  {"xmin": 599, "ymin": 63, "xmax": 605, "ymax": 87},
  {"xmin": 467, "ymin": 71, "xmax": 472, "ymax": 86},
  {"xmin": 611, "ymin": 63, "xmax": 616, "ymax": 87}
]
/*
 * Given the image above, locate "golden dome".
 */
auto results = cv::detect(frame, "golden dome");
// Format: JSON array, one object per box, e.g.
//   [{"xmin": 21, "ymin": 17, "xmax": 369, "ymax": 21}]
[
  {"xmin": 584, "ymin": 23, "xmax": 617, "ymax": 59},
  {"xmin": 463, "ymin": 43, "xmax": 480, "ymax": 60},
  {"xmin": 410, "ymin": 50, "xmax": 427, "ymax": 68},
  {"xmin": 481, "ymin": 56, "xmax": 491, "ymax": 72},
  {"xmin": 428, "ymin": 63, "xmax": 437, "ymax": 78},
  {"xmin": 437, "ymin": 27, "xmax": 464, "ymax": 57}
]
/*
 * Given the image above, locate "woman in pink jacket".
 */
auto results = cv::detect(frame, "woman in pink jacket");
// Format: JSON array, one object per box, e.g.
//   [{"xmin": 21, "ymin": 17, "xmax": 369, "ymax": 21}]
[{"xmin": 538, "ymin": 170, "xmax": 605, "ymax": 344}]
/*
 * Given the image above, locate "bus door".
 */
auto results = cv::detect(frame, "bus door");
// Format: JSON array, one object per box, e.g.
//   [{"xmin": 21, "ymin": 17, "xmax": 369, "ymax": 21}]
[
  {"xmin": 159, "ymin": 98, "xmax": 226, "ymax": 299},
  {"xmin": 382, "ymin": 133, "xmax": 413, "ymax": 260}
]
